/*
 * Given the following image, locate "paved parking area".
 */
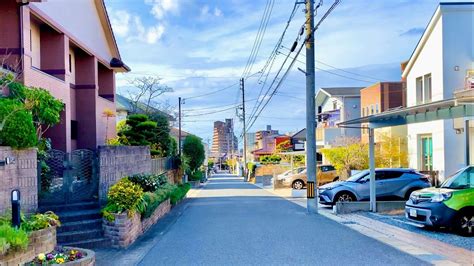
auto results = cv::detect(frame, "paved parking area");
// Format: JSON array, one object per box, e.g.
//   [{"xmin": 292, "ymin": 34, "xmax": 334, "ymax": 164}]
[{"xmin": 360, "ymin": 211, "xmax": 473, "ymax": 251}]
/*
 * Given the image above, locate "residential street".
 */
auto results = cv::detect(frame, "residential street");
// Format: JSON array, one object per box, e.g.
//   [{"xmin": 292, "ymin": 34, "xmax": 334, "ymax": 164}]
[{"xmin": 134, "ymin": 174, "xmax": 428, "ymax": 265}]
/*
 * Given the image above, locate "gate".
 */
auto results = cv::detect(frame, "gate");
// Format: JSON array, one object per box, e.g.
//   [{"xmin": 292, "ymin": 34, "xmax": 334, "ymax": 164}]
[{"xmin": 38, "ymin": 149, "xmax": 98, "ymax": 205}]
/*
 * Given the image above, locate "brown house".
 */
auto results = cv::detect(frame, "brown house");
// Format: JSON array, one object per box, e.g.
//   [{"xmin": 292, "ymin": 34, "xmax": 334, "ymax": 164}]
[
  {"xmin": 360, "ymin": 81, "xmax": 407, "ymax": 143},
  {"xmin": 0, "ymin": 0, "xmax": 129, "ymax": 152}
]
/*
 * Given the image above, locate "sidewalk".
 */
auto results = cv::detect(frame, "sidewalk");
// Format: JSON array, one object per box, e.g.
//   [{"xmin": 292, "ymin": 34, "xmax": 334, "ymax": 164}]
[{"xmin": 255, "ymin": 185, "xmax": 474, "ymax": 266}]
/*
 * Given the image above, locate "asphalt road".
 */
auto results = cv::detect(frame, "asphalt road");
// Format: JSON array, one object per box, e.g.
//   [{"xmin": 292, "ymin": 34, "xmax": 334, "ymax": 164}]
[{"xmin": 136, "ymin": 174, "xmax": 428, "ymax": 266}]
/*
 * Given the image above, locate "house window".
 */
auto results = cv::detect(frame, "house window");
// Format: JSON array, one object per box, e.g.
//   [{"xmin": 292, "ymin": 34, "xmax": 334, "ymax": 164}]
[
  {"xmin": 424, "ymin": 74, "xmax": 432, "ymax": 103},
  {"xmin": 416, "ymin": 77, "xmax": 423, "ymax": 104},
  {"xmin": 71, "ymin": 120, "xmax": 78, "ymax": 140},
  {"xmin": 362, "ymin": 108, "xmax": 365, "ymax": 117},
  {"xmin": 366, "ymin": 107, "xmax": 369, "ymax": 116},
  {"xmin": 69, "ymin": 54, "xmax": 72, "ymax": 73},
  {"xmin": 371, "ymin": 105, "xmax": 374, "ymax": 115},
  {"xmin": 375, "ymin": 104, "xmax": 379, "ymax": 114},
  {"xmin": 333, "ymin": 101, "xmax": 337, "ymax": 110}
]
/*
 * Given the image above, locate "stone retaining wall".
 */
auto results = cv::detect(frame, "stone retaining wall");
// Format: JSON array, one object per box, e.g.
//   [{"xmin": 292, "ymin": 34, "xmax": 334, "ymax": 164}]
[
  {"xmin": 103, "ymin": 199, "xmax": 171, "ymax": 248},
  {"xmin": 0, "ymin": 147, "xmax": 37, "ymax": 214},
  {"xmin": 98, "ymin": 146, "xmax": 152, "ymax": 203},
  {"xmin": 0, "ymin": 226, "xmax": 56, "ymax": 266}
]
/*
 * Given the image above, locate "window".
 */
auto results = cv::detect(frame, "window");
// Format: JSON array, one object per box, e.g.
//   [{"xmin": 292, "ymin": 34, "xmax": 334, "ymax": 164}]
[
  {"xmin": 381, "ymin": 171, "xmax": 404, "ymax": 180},
  {"xmin": 416, "ymin": 77, "xmax": 423, "ymax": 104},
  {"xmin": 71, "ymin": 120, "xmax": 78, "ymax": 140},
  {"xmin": 424, "ymin": 74, "xmax": 432, "ymax": 103},
  {"xmin": 69, "ymin": 54, "xmax": 72, "ymax": 73},
  {"xmin": 375, "ymin": 104, "xmax": 379, "ymax": 114},
  {"xmin": 366, "ymin": 107, "xmax": 369, "ymax": 116},
  {"xmin": 371, "ymin": 105, "xmax": 374, "ymax": 115},
  {"xmin": 333, "ymin": 101, "xmax": 338, "ymax": 110},
  {"xmin": 362, "ymin": 108, "xmax": 365, "ymax": 117}
]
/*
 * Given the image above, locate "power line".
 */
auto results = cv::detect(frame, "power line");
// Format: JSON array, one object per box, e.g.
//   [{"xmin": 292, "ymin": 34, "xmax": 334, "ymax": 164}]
[
  {"xmin": 280, "ymin": 45, "xmax": 385, "ymax": 82},
  {"xmin": 248, "ymin": 1, "xmax": 300, "ymax": 126},
  {"xmin": 183, "ymin": 105, "xmax": 239, "ymax": 117},
  {"xmin": 241, "ymin": 0, "xmax": 275, "ymax": 78},
  {"xmin": 183, "ymin": 98, "xmax": 257, "ymax": 112},
  {"xmin": 247, "ymin": 0, "xmax": 341, "ymax": 131}
]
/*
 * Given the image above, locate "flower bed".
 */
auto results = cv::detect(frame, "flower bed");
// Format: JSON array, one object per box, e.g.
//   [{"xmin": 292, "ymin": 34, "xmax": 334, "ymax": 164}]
[
  {"xmin": 0, "ymin": 226, "xmax": 56, "ymax": 266},
  {"xmin": 100, "ymin": 174, "xmax": 191, "ymax": 248},
  {"xmin": 103, "ymin": 199, "xmax": 171, "ymax": 248},
  {"xmin": 28, "ymin": 246, "xmax": 95, "ymax": 266}
]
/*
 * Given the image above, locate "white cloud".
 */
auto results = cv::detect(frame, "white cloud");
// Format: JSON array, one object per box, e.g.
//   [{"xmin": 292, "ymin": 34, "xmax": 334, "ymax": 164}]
[
  {"xmin": 146, "ymin": 25, "xmax": 165, "ymax": 44},
  {"xmin": 213, "ymin": 7, "xmax": 223, "ymax": 17},
  {"xmin": 109, "ymin": 9, "xmax": 165, "ymax": 44},
  {"xmin": 145, "ymin": 0, "xmax": 179, "ymax": 20},
  {"xmin": 109, "ymin": 10, "xmax": 131, "ymax": 37}
]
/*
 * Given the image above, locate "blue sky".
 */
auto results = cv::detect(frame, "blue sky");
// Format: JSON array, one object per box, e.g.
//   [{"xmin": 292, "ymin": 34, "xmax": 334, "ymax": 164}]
[{"xmin": 104, "ymin": 0, "xmax": 460, "ymax": 144}]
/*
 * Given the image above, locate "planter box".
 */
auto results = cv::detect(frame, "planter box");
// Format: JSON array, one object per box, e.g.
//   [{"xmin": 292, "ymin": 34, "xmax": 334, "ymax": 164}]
[
  {"xmin": 103, "ymin": 199, "xmax": 171, "ymax": 248},
  {"xmin": 61, "ymin": 247, "xmax": 95, "ymax": 266},
  {"xmin": 0, "ymin": 226, "xmax": 57, "ymax": 266},
  {"xmin": 189, "ymin": 180, "xmax": 200, "ymax": 188}
]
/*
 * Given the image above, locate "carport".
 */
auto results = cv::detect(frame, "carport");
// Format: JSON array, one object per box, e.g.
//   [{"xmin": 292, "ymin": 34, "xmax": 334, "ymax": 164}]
[{"xmin": 338, "ymin": 94, "xmax": 473, "ymax": 212}]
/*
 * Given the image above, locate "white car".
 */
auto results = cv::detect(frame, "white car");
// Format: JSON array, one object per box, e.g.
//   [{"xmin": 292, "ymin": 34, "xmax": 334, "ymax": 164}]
[{"xmin": 277, "ymin": 167, "xmax": 306, "ymax": 180}]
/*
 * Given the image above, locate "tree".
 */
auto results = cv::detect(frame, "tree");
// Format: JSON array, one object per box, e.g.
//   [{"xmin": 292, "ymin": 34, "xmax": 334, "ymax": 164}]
[
  {"xmin": 149, "ymin": 113, "xmax": 172, "ymax": 157},
  {"xmin": 375, "ymin": 134, "xmax": 409, "ymax": 168},
  {"xmin": 321, "ymin": 137, "xmax": 369, "ymax": 178},
  {"xmin": 127, "ymin": 76, "xmax": 173, "ymax": 115},
  {"xmin": 102, "ymin": 108, "xmax": 116, "ymax": 143},
  {"xmin": 0, "ymin": 98, "xmax": 37, "ymax": 148},
  {"xmin": 182, "ymin": 135, "xmax": 205, "ymax": 174},
  {"xmin": 119, "ymin": 114, "xmax": 157, "ymax": 146},
  {"xmin": 6, "ymin": 82, "xmax": 64, "ymax": 140}
]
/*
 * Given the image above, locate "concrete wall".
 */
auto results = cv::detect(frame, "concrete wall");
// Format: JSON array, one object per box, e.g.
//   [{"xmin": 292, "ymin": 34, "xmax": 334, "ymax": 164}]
[
  {"xmin": 30, "ymin": 0, "xmax": 115, "ymax": 63},
  {"xmin": 98, "ymin": 146, "xmax": 152, "ymax": 203},
  {"xmin": 0, "ymin": 147, "xmax": 37, "ymax": 214}
]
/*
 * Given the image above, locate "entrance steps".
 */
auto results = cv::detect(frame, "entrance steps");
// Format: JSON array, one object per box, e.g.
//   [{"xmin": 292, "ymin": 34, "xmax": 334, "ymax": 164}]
[{"xmin": 39, "ymin": 201, "xmax": 109, "ymax": 249}]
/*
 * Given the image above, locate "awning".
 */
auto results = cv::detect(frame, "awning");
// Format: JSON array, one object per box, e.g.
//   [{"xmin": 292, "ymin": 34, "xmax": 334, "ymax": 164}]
[{"xmin": 338, "ymin": 97, "xmax": 473, "ymax": 129}]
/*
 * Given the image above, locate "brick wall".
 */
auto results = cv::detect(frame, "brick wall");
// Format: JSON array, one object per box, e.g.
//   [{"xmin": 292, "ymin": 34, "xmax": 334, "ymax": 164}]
[
  {"xmin": 0, "ymin": 147, "xmax": 37, "ymax": 214},
  {"xmin": 0, "ymin": 226, "xmax": 56, "ymax": 265},
  {"xmin": 98, "ymin": 146, "xmax": 151, "ymax": 203},
  {"xmin": 103, "ymin": 199, "xmax": 171, "ymax": 248}
]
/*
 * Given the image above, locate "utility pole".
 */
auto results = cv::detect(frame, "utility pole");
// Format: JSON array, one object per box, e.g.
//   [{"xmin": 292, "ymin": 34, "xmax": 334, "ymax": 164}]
[
  {"xmin": 241, "ymin": 78, "xmax": 248, "ymax": 181},
  {"xmin": 178, "ymin": 97, "xmax": 182, "ymax": 157},
  {"xmin": 305, "ymin": 0, "xmax": 318, "ymax": 214}
]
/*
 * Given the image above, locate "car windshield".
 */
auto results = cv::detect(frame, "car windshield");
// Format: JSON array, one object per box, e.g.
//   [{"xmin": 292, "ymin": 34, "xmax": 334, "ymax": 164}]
[
  {"xmin": 346, "ymin": 170, "xmax": 369, "ymax": 182},
  {"xmin": 440, "ymin": 166, "xmax": 474, "ymax": 189}
]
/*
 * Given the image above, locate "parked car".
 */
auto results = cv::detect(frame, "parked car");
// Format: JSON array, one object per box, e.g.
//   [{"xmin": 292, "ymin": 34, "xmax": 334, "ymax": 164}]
[
  {"xmin": 405, "ymin": 165, "xmax": 473, "ymax": 236},
  {"xmin": 281, "ymin": 165, "xmax": 339, "ymax": 189},
  {"xmin": 318, "ymin": 168, "xmax": 430, "ymax": 205},
  {"xmin": 276, "ymin": 167, "xmax": 306, "ymax": 180}
]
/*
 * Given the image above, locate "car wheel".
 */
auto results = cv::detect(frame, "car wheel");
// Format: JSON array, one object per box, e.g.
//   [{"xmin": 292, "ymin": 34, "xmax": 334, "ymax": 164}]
[
  {"xmin": 335, "ymin": 192, "xmax": 355, "ymax": 203},
  {"xmin": 292, "ymin": 180, "xmax": 304, "ymax": 190},
  {"xmin": 456, "ymin": 211, "xmax": 474, "ymax": 236}
]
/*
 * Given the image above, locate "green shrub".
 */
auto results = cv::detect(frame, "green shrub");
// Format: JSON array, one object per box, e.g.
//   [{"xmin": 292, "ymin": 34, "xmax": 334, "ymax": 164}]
[
  {"xmin": 128, "ymin": 173, "xmax": 169, "ymax": 192},
  {"xmin": 170, "ymin": 183, "xmax": 191, "ymax": 205},
  {"xmin": 21, "ymin": 211, "xmax": 60, "ymax": 232},
  {"xmin": 0, "ymin": 224, "xmax": 28, "ymax": 254},
  {"xmin": 182, "ymin": 135, "xmax": 205, "ymax": 173},
  {"xmin": 0, "ymin": 98, "xmax": 37, "ymax": 148},
  {"xmin": 188, "ymin": 170, "xmax": 203, "ymax": 181},
  {"xmin": 259, "ymin": 155, "xmax": 281, "ymax": 164},
  {"xmin": 102, "ymin": 178, "xmax": 144, "ymax": 221}
]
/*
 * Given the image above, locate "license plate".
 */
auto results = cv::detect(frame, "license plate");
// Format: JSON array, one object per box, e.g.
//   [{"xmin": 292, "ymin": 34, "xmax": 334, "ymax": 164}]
[{"xmin": 409, "ymin": 209, "xmax": 417, "ymax": 217}]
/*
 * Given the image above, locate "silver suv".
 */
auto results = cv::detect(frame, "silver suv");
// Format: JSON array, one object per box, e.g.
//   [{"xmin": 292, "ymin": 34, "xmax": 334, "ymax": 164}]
[{"xmin": 318, "ymin": 168, "xmax": 431, "ymax": 205}]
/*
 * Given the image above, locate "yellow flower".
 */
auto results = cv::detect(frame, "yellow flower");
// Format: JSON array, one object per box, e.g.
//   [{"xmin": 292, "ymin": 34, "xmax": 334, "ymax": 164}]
[
  {"xmin": 70, "ymin": 250, "xmax": 77, "ymax": 255},
  {"xmin": 56, "ymin": 257, "xmax": 65, "ymax": 264},
  {"xmin": 38, "ymin": 253, "xmax": 46, "ymax": 261}
]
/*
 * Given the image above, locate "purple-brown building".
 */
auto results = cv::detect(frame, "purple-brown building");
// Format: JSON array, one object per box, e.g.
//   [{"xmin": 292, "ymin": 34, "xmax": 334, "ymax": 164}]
[{"xmin": 0, "ymin": 0, "xmax": 129, "ymax": 152}]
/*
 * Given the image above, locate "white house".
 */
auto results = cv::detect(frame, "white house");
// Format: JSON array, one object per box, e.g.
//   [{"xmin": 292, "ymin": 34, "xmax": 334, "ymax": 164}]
[
  {"xmin": 402, "ymin": 2, "xmax": 474, "ymax": 180},
  {"xmin": 315, "ymin": 87, "xmax": 363, "ymax": 148}
]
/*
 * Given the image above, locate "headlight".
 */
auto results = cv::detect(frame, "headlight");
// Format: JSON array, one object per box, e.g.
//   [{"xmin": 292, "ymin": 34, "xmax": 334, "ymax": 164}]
[{"xmin": 430, "ymin": 192, "xmax": 452, "ymax": 203}]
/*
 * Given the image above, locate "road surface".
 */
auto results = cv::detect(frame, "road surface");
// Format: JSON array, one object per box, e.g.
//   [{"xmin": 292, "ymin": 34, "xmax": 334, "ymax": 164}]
[{"xmin": 137, "ymin": 174, "xmax": 427, "ymax": 265}]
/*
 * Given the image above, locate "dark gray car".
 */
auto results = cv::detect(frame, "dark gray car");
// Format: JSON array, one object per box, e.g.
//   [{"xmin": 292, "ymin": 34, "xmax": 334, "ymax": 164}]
[{"xmin": 318, "ymin": 168, "xmax": 431, "ymax": 205}]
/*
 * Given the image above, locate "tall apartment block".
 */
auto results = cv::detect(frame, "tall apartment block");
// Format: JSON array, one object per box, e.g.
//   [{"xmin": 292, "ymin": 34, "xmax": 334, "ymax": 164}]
[{"xmin": 211, "ymin": 119, "xmax": 238, "ymax": 159}]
